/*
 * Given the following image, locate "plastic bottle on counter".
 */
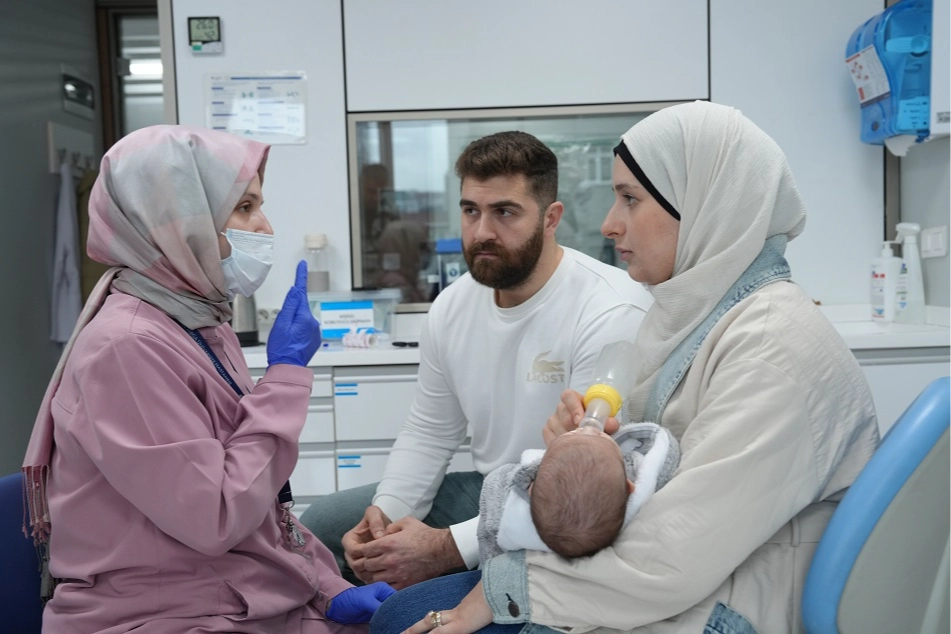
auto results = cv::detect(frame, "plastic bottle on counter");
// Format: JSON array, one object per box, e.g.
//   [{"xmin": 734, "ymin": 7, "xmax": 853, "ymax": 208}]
[
  {"xmin": 870, "ymin": 240, "xmax": 901, "ymax": 324},
  {"xmin": 305, "ymin": 233, "xmax": 330, "ymax": 293},
  {"xmin": 895, "ymin": 222, "xmax": 926, "ymax": 324}
]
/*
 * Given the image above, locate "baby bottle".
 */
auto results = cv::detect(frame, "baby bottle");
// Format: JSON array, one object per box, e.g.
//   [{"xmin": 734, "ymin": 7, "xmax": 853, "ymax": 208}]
[
  {"xmin": 579, "ymin": 341, "xmax": 639, "ymax": 432},
  {"xmin": 304, "ymin": 233, "xmax": 330, "ymax": 293}
]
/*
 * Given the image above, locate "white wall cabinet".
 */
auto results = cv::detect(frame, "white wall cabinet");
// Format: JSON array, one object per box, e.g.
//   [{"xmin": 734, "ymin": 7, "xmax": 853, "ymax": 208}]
[{"xmin": 343, "ymin": 0, "xmax": 708, "ymax": 112}]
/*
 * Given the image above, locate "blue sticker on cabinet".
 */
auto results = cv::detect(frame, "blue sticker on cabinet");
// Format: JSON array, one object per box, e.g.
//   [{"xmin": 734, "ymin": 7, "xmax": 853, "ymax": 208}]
[
  {"xmin": 335, "ymin": 382, "xmax": 358, "ymax": 396},
  {"xmin": 337, "ymin": 455, "xmax": 361, "ymax": 468}
]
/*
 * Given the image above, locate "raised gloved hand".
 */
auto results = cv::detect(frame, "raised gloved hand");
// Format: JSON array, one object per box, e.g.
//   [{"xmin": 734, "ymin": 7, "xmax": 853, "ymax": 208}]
[
  {"xmin": 326, "ymin": 582, "xmax": 396, "ymax": 624},
  {"xmin": 266, "ymin": 260, "xmax": 322, "ymax": 367}
]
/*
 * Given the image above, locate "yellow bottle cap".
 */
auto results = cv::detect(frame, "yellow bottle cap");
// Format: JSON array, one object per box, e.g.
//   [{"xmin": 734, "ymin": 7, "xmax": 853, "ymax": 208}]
[{"xmin": 583, "ymin": 383, "xmax": 623, "ymax": 416}]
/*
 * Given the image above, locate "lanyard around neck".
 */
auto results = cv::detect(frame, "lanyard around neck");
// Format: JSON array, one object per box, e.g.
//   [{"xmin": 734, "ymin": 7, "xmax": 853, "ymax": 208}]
[{"xmin": 177, "ymin": 321, "xmax": 294, "ymax": 507}]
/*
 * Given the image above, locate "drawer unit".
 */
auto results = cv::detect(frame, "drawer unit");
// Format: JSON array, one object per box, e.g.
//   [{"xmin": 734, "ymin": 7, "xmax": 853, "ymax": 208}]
[
  {"xmin": 311, "ymin": 368, "xmax": 333, "ymax": 397},
  {"xmin": 333, "ymin": 365, "xmax": 418, "ymax": 441},
  {"xmin": 335, "ymin": 445, "xmax": 474, "ymax": 492},
  {"xmin": 301, "ymin": 397, "xmax": 334, "ymax": 443},
  {"xmin": 290, "ymin": 448, "xmax": 336, "ymax": 497},
  {"xmin": 336, "ymin": 446, "xmax": 390, "ymax": 491}
]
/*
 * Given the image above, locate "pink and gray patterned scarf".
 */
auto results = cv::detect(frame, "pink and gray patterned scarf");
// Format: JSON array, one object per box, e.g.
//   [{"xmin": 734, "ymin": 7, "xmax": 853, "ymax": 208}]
[{"xmin": 23, "ymin": 126, "xmax": 269, "ymax": 571}]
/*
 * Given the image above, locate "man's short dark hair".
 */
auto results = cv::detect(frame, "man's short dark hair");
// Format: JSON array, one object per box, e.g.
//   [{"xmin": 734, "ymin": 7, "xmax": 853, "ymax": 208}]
[{"xmin": 455, "ymin": 131, "xmax": 558, "ymax": 211}]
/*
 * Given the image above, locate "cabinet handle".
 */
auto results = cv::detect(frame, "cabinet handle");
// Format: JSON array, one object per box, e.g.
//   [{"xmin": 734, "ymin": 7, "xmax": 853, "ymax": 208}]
[
  {"xmin": 335, "ymin": 375, "xmax": 418, "ymax": 384},
  {"xmin": 307, "ymin": 404, "xmax": 334, "ymax": 413}
]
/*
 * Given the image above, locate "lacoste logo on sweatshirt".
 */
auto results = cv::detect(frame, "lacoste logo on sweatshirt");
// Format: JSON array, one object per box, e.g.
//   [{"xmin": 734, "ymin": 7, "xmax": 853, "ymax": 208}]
[{"xmin": 527, "ymin": 352, "xmax": 565, "ymax": 384}]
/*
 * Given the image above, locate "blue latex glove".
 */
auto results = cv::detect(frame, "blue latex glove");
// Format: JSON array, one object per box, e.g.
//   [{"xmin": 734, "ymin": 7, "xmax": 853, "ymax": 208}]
[
  {"xmin": 266, "ymin": 261, "xmax": 322, "ymax": 367},
  {"xmin": 326, "ymin": 582, "xmax": 396, "ymax": 624}
]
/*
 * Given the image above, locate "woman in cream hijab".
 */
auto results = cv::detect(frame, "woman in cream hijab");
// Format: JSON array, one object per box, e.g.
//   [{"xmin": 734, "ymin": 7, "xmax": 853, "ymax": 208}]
[{"xmin": 374, "ymin": 102, "xmax": 879, "ymax": 634}]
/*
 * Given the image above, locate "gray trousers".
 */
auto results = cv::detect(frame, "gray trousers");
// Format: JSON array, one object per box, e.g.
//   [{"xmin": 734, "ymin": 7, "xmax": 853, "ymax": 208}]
[{"xmin": 298, "ymin": 471, "xmax": 485, "ymax": 585}]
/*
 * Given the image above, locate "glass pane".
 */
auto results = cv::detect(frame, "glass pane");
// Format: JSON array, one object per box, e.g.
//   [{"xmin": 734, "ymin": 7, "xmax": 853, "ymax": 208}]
[
  {"xmin": 351, "ymin": 107, "xmax": 658, "ymax": 306},
  {"xmin": 118, "ymin": 15, "xmax": 164, "ymax": 137}
]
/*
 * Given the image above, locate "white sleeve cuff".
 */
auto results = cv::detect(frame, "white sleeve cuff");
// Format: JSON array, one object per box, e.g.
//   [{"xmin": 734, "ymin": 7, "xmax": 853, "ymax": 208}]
[
  {"xmin": 449, "ymin": 516, "xmax": 481, "ymax": 570},
  {"xmin": 372, "ymin": 494, "xmax": 414, "ymax": 523}
]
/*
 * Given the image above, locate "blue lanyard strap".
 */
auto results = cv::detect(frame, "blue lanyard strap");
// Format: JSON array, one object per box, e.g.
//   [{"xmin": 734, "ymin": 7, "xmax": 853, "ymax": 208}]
[
  {"xmin": 178, "ymin": 323, "xmax": 245, "ymax": 397},
  {"xmin": 177, "ymin": 321, "xmax": 294, "ymax": 507}
]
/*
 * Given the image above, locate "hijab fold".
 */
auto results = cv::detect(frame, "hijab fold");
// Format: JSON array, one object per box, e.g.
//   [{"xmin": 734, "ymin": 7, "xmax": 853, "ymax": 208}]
[{"xmin": 622, "ymin": 102, "xmax": 807, "ymax": 420}]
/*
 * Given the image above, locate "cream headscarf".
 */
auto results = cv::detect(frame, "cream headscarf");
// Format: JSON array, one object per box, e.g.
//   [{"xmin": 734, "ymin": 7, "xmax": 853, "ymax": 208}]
[
  {"xmin": 622, "ymin": 102, "xmax": 807, "ymax": 420},
  {"xmin": 24, "ymin": 125, "xmax": 269, "ymax": 554}
]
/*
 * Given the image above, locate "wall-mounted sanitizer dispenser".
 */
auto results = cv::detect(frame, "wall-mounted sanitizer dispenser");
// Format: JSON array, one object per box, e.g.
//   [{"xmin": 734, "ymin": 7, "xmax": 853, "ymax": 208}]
[{"xmin": 846, "ymin": 0, "xmax": 949, "ymax": 156}]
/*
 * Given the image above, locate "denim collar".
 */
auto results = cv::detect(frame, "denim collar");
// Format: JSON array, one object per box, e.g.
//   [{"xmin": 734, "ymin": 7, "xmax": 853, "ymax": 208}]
[{"xmin": 643, "ymin": 234, "xmax": 792, "ymax": 423}]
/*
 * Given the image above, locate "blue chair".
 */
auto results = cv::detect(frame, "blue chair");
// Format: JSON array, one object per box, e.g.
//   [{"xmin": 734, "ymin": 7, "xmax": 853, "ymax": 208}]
[
  {"xmin": 0, "ymin": 472, "xmax": 44, "ymax": 633},
  {"xmin": 802, "ymin": 376, "xmax": 950, "ymax": 634}
]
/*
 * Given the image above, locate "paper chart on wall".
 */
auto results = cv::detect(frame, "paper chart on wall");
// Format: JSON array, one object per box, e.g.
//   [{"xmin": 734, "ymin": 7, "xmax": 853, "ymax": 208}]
[{"xmin": 205, "ymin": 71, "xmax": 307, "ymax": 144}]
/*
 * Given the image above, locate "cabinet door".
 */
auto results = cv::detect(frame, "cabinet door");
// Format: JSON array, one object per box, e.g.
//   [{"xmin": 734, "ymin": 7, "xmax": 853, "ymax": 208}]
[
  {"xmin": 335, "ymin": 445, "xmax": 474, "ymax": 492},
  {"xmin": 334, "ymin": 365, "xmax": 418, "ymax": 441},
  {"xmin": 301, "ymin": 398, "xmax": 335, "ymax": 444},
  {"xmin": 291, "ymin": 448, "xmax": 337, "ymax": 497},
  {"xmin": 343, "ymin": 0, "xmax": 708, "ymax": 111},
  {"xmin": 252, "ymin": 368, "xmax": 334, "ymax": 443},
  {"xmin": 859, "ymin": 356, "xmax": 950, "ymax": 434},
  {"xmin": 336, "ymin": 447, "xmax": 391, "ymax": 491}
]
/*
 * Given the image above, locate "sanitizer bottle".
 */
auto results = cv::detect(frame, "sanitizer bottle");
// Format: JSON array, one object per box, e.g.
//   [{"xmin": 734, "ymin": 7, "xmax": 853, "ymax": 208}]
[
  {"xmin": 895, "ymin": 222, "xmax": 926, "ymax": 324},
  {"xmin": 871, "ymin": 241, "xmax": 901, "ymax": 324},
  {"xmin": 579, "ymin": 341, "xmax": 638, "ymax": 432}
]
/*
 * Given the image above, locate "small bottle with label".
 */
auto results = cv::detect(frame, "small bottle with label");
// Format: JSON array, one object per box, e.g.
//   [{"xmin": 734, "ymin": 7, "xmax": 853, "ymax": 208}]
[
  {"xmin": 894, "ymin": 223, "xmax": 926, "ymax": 324},
  {"xmin": 304, "ymin": 233, "xmax": 330, "ymax": 293},
  {"xmin": 870, "ymin": 241, "xmax": 901, "ymax": 324}
]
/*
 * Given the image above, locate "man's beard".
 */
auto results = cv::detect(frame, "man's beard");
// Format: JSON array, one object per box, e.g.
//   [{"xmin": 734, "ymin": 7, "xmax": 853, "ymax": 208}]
[{"xmin": 464, "ymin": 219, "xmax": 545, "ymax": 290}]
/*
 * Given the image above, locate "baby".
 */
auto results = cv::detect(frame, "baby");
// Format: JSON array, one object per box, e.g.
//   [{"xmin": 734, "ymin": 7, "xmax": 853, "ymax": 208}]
[{"xmin": 478, "ymin": 422, "xmax": 680, "ymax": 562}]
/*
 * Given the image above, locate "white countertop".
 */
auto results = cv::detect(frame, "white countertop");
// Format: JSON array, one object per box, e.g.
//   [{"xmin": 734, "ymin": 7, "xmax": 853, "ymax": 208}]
[
  {"xmin": 243, "ymin": 342, "xmax": 421, "ymax": 369},
  {"xmin": 828, "ymin": 320, "xmax": 950, "ymax": 350},
  {"xmin": 819, "ymin": 304, "xmax": 950, "ymax": 350},
  {"xmin": 241, "ymin": 305, "xmax": 950, "ymax": 368}
]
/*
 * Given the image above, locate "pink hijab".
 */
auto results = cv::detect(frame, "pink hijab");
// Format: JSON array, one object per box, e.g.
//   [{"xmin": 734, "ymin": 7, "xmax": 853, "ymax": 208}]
[{"xmin": 23, "ymin": 125, "xmax": 269, "ymax": 552}]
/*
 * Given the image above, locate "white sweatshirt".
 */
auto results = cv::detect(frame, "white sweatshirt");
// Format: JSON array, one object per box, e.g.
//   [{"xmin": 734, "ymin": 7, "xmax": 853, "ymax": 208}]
[{"xmin": 373, "ymin": 247, "xmax": 653, "ymax": 568}]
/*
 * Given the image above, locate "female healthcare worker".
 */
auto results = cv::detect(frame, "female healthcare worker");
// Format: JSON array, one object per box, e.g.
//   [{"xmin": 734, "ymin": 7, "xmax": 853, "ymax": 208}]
[
  {"xmin": 373, "ymin": 101, "xmax": 879, "ymax": 634},
  {"xmin": 22, "ymin": 125, "xmax": 393, "ymax": 633}
]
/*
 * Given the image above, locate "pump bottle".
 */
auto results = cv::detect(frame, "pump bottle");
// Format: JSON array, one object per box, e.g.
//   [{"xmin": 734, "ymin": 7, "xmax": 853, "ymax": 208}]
[
  {"xmin": 894, "ymin": 223, "xmax": 926, "ymax": 324},
  {"xmin": 579, "ymin": 341, "xmax": 638, "ymax": 432},
  {"xmin": 870, "ymin": 241, "xmax": 901, "ymax": 324}
]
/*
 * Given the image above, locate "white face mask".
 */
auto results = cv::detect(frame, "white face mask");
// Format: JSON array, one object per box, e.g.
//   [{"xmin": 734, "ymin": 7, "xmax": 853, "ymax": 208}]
[{"xmin": 220, "ymin": 228, "xmax": 274, "ymax": 300}]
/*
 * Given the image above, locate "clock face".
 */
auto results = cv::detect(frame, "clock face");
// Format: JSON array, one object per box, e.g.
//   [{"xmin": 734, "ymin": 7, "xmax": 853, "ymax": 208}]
[{"xmin": 189, "ymin": 17, "xmax": 220, "ymax": 43}]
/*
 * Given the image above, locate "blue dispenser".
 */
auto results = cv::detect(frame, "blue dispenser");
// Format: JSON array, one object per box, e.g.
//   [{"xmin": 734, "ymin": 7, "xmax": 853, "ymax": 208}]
[{"xmin": 845, "ymin": 0, "xmax": 933, "ymax": 146}]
